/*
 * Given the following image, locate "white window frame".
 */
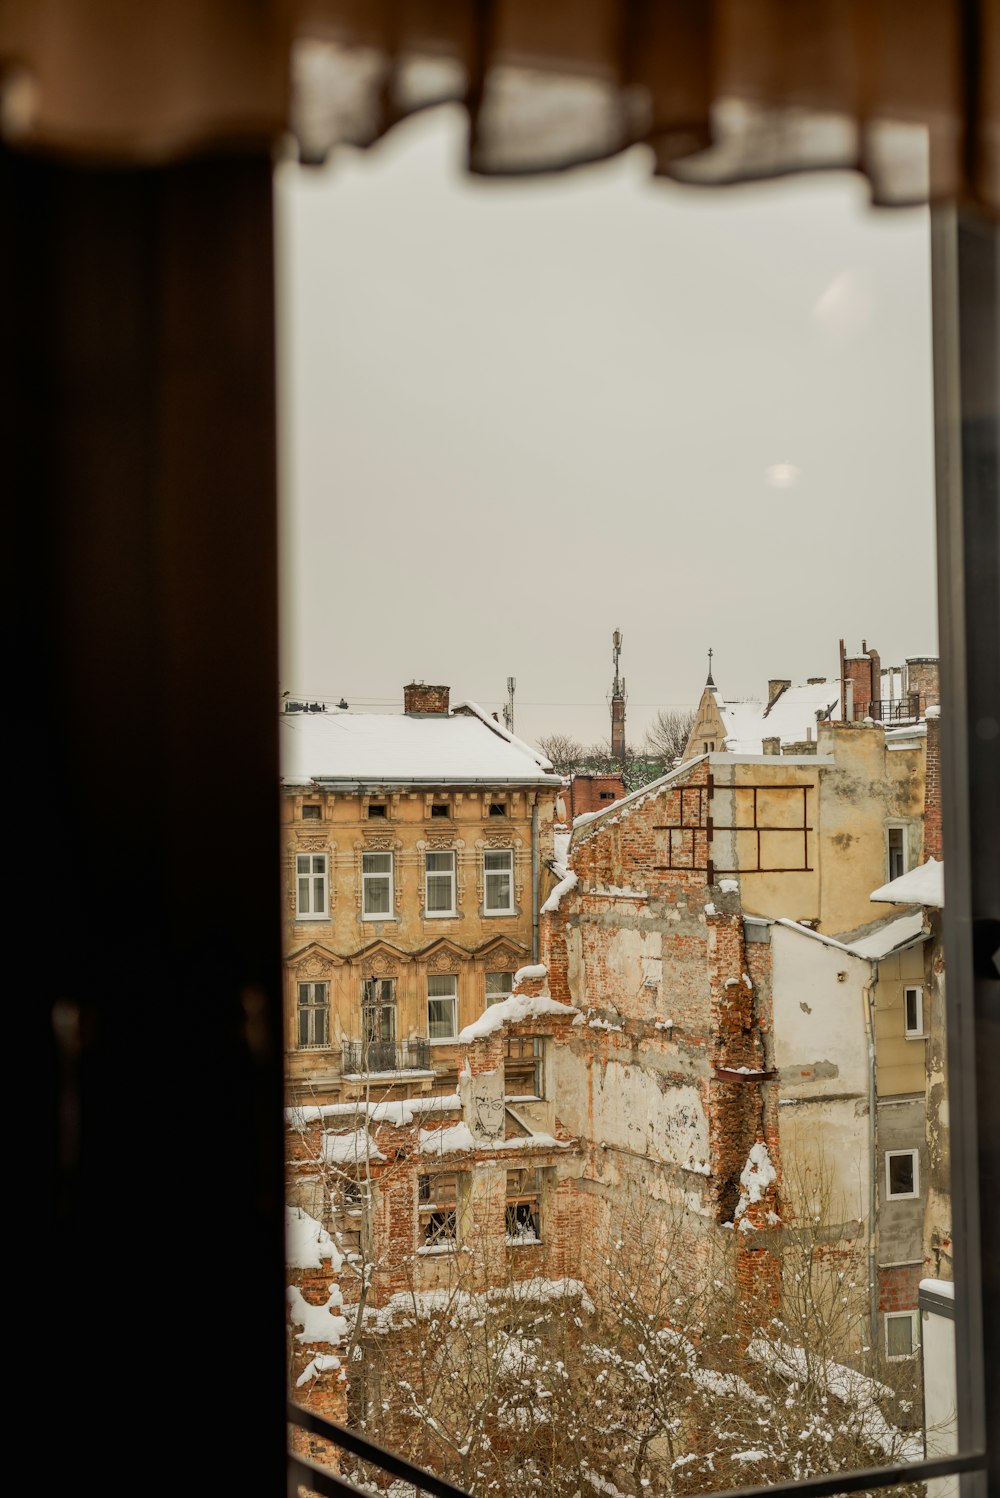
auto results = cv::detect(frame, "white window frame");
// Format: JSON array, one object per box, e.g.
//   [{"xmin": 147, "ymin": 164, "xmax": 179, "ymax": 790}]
[
  {"xmin": 424, "ymin": 850, "xmax": 457, "ymax": 917},
  {"xmin": 427, "ymin": 974, "xmax": 458, "ymax": 1040},
  {"xmin": 886, "ymin": 823, "xmax": 909, "ymax": 882},
  {"xmin": 296, "ymin": 981, "xmax": 330, "ymax": 1048},
  {"xmin": 486, "ymin": 971, "xmax": 514, "ymax": 1007},
  {"xmin": 884, "ymin": 1309, "xmax": 920, "ymax": 1361},
  {"xmin": 483, "ymin": 849, "xmax": 515, "ymax": 914},
  {"xmin": 361, "ymin": 851, "xmax": 394, "ymax": 919},
  {"xmin": 904, "ymin": 984, "xmax": 925, "ymax": 1038},
  {"xmin": 885, "ymin": 1148, "xmax": 920, "ymax": 1201},
  {"xmin": 295, "ymin": 853, "xmax": 328, "ymax": 919}
]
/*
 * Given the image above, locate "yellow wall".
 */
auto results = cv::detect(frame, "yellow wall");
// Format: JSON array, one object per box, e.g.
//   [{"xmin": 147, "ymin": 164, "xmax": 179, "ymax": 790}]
[
  {"xmin": 874, "ymin": 944, "xmax": 928, "ymax": 1097},
  {"xmin": 716, "ymin": 723, "xmax": 925, "ymax": 937}
]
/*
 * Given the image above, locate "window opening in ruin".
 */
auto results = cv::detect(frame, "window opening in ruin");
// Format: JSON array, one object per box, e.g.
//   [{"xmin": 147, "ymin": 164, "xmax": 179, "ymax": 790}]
[
  {"xmin": 362, "ymin": 851, "xmax": 393, "ymax": 917},
  {"xmin": 418, "ymin": 1172, "xmax": 458, "ymax": 1248},
  {"xmin": 330, "ymin": 1173, "xmax": 365, "ymax": 1259},
  {"xmin": 425, "ymin": 851, "xmax": 457, "ymax": 915},
  {"xmin": 486, "ymin": 971, "xmax": 514, "ymax": 1006},
  {"xmin": 297, "ymin": 981, "xmax": 329, "ymax": 1047},
  {"xmin": 885, "ymin": 1148, "xmax": 919, "ymax": 1199},
  {"xmin": 428, "ymin": 974, "xmax": 458, "ymax": 1038},
  {"xmin": 505, "ymin": 1035, "xmax": 543, "ymax": 1098},
  {"xmin": 296, "ymin": 852, "xmax": 328, "ymax": 918},
  {"xmin": 904, "ymin": 985, "xmax": 925, "ymax": 1038},
  {"xmin": 505, "ymin": 1168, "xmax": 541, "ymax": 1244}
]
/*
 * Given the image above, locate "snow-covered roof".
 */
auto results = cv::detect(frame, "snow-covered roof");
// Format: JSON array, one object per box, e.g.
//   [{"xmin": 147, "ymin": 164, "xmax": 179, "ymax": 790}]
[
  {"xmin": 773, "ymin": 910, "xmax": 927, "ymax": 960},
  {"xmin": 281, "ymin": 699, "xmax": 558, "ymax": 787},
  {"xmin": 719, "ymin": 681, "xmax": 841, "ymax": 754},
  {"xmin": 870, "ymin": 857, "xmax": 944, "ymax": 909}
]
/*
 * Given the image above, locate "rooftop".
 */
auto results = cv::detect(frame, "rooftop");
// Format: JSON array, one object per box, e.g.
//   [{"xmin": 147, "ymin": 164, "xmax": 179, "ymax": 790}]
[
  {"xmin": 717, "ymin": 680, "xmax": 842, "ymax": 753},
  {"xmin": 281, "ymin": 699, "xmax": 558, "ymax": 787}
]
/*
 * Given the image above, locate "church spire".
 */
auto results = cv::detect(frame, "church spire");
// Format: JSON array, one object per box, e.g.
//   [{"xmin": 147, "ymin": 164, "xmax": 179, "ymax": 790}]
[{"xmin": 706, "ymin": 646, "xmax": 716, "ymax": 689}]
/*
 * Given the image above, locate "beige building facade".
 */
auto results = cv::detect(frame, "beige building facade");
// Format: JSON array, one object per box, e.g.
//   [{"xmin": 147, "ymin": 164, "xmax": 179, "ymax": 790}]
[{"xmin": 281, "ymin": 684, "xmax": 561, "ymax": 1104}]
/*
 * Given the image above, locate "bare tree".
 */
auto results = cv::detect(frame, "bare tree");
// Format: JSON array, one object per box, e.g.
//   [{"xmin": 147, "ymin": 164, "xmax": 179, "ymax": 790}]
[
  {"xmin": 536, "ymin": 734, "xmax": 586, "ymax": 774},
  {"xmin": 644, "ymin": 708, "xmax": 696, "ymax": 765}
]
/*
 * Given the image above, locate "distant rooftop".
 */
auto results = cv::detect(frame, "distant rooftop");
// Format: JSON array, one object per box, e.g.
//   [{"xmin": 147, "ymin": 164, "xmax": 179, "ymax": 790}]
[
  {"xmin": 719, "ymin": 680, "xmax": 842, "ymax": 753},
  {"xmin": 281, "ymin": 699, "xmax": 558, "ymax": 787},
  {"xmin": 870, "ymin": 858, "xmax": 944, "ymax": 909}
]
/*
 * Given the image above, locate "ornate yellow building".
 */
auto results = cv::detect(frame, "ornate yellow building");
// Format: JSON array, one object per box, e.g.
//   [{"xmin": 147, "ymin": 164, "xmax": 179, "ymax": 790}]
[{"xmin": 281, "ymin": 683, "xmax": 561, "ymax": 1104}]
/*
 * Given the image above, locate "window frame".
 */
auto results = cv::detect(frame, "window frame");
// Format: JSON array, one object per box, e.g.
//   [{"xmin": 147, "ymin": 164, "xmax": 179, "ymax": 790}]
[
  {"xmin": 904, "ymin": 984, "xmax": 925, "ymax": 1039},
  {"xmin": 486, "ymin": 970, "xmax": 514, "ymax": 1007},
  {"xmin": 361, "ymin": 850, "xmax": 394, "ymax": 919},
  {"xmin": 886, "ymin": 823, "xmax": 909, "ymax": 882},
  {"xmin": 296, "ymin": 980, "xmax": 330, "ymax": 1048},
  {"xmin": 884, "ymin": 1148, "xmax": 920, "ymax": 1201},
  {"xmin": 884, "ymin": 1308, "xmax": 920, "ymax": 1361},
  {"xmin": 417, "ymin": 1171, "xmax": 459, "ymax": 1250},
  {"xmin": 361, "ymin": 977, "xmax": 397, "ymax": 1043},
  {"xmin": 424, "ymin": 849, "xmax": 457, "ymax": 917},
  {"xmin": 483, "ymin": 848, "xmax": 515, "ymax": 915},
  {"xmin": 427, "ymin": 973, "xmax": 458, "ymax": 1040},
  {"xmin": 295, "ymin": 852, "xmax": 329, "ymax": 919}
]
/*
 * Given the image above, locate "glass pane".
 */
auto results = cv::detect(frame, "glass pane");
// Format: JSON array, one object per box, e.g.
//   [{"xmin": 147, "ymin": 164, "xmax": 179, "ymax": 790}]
[
  {"xmin": 427, "ymin": 997, "xmax": 456, "ymax": 1038},
  {"xmin": 428, "ymin": 975, "xmax": 457, "ymax": 997},
  {"xmin": 426, "ymin": 875, "xmax": 453, "ymax": 911},
  {"xmin": 297, "ymin": 877, "xmax": 310, "ymax": 910},
  {"xmin": 887, "ymin": 1316, "xmax": 913, "ymax": 1359},
  {"xmin": 888, "ymin": 1153, "xmax": 915, "ymax": 1195},
  {"xmin": 363, "ymin": 853, "xmax": 391, "ymax": 873},
  {"xmin": 364, "ymin": 878, "xmax": 390, "ymax": 914},
  {"xmin": 485, "ymin": 872, "xmax": 511, "ymax": 909},
  {"xmin": 296, "ymin": 855, "xmax": 310, "ymax": 873},
  {"xmin": 426, "ymin": 852, "xmax": 453, "ymax": 872},
  {"xmin": 484, "ymin": 850, "xmax": 511, "ymax": 871}
]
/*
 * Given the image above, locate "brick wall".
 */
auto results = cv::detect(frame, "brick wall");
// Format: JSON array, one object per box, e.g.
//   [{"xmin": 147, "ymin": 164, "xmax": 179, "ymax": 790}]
[
  {"xmin": 924, "ymin": 711, "xmax": 942, "ymax": 861},
  {"xmin": 878, "ymin": 1261, "xmax": 922, "ymax": 1312},
  {"xmin": 403, "ymin": 681, "xmax": 450, "ymax": 714},
  {"xmin": 569, "ymin": 774, "xmax": 626, "ymax": 818}
]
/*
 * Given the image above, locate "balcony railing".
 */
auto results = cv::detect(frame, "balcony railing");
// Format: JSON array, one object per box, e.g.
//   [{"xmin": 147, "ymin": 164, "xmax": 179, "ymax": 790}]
[
  {"xmin": 342, "ymin": 1037, "xmax": 431, "ymax": 1074},
  {"xmin": 853, "ymin": 694, "xmax": 926, "ymax": 724}
]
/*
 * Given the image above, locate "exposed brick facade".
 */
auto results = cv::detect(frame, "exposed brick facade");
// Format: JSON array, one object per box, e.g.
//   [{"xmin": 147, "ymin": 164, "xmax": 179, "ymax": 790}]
[
  {"xmin": 403, "ymin": 682, "xmax": 450, "ymax": 714},
  {"xmin": 924, "ymin": 712, "xmax": 942, "ymax": 861},
  {"xmin": 566, "ymin": 773, "xmax": 626, "ymax": 819}
]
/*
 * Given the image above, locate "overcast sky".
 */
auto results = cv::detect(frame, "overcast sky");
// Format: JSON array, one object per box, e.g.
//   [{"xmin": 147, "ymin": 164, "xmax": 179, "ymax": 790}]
[{"xmin": 276, "ymin": 107, "xmax": 937, "ymax": 750}]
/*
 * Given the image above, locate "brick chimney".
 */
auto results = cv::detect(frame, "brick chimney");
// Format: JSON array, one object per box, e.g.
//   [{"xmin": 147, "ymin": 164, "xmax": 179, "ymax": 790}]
[
  {"xmin": 403, "ymin": 682, "xmax": 450, "ymax": 715},
  {"xmin": 906, "ymin": 657, "xmax": 940, "ymax": 712},
  {"xmin": 766, "ymin": 679, "xmax": 791, "ymax": 712}
]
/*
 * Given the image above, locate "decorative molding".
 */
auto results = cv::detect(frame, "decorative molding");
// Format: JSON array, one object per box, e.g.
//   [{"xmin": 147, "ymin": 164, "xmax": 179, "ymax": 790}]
[
  {"xmin": 299, "ymin": 954, "xmax": 335, "ymax": 978},
  {"xmin": 427, "ymin": 948, "xmax": 458, "ymax": 974},
  {"xmin": 294, "ymin": 834, "xmax": 329, "ymax": 851}
]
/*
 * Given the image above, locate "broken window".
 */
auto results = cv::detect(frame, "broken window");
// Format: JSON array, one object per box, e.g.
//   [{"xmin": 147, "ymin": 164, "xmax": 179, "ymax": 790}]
[
  {"xmin": 505, "ymin": 1035, "xmax": 543, "ymax": 1098},
  {"xmin": 329, "ymin": 1173, "xmax": 365, "ymax": 1260},
  {"xmin": 418, "ymin": 1172, "xmax": 458, "ymax": 1248},
  {"xmin": 506, "ymin": 1168, "xmax": 541, "ymax": 1243}
]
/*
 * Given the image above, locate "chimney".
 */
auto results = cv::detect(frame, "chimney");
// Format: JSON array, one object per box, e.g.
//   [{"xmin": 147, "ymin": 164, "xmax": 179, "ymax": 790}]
[
  {"xmin": 766, "ymin": 679, "xmax": 791, "ymax": 713},
  {"xmin": 403, "ymin": 682, "xmax": 450, "ymax": 715},
  {"xmin": 867, "ymin": 646, "xmax": 881, "ymax": 714},
  {"xmin": 806, "ymin": 677, "xmax": 827, "ymax": 685},
  {"xmin": 906, "ymin": 657, "xmax": 940, "ymax": 714},
  {"xmin": 762, "ymin": 736, "xmax": 781, "ymax": 756}
]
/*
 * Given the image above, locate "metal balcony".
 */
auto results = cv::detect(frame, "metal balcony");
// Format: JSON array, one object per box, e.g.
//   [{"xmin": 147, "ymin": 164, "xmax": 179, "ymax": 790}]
[
  {"xmin": 854, "ymin": 694, "xmax": 927, "ymax": 724},
  {"xmin": 341, "ymin": 1037, "xmax": 431, "ymax": 1074}
]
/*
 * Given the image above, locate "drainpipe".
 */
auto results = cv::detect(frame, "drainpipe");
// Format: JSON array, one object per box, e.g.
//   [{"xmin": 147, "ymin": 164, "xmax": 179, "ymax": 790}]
[
  {"xmin": 531, "ymin": 800, "xmax": 540, "ymax": 963},
  {"xmin": 863, "ymin": 960, "xmax": 879, "ymax": 1352}
]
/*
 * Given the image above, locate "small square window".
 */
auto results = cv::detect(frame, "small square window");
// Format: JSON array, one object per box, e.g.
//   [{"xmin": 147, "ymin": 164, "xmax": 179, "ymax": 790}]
[
  {"xmin": 904, "ymin": 985, "xmax": 924, "ymax": 1038},
  {"xmin": 885, "ymin": 1310, "xmax": 919, "ymax": 1360},
  {"xmin": 885, "ymin": 1149, "xmax": 919, "ymax": 1200},
  {"xmin": 368, "ymin": 803, "xmax": 387, "ymax": 819},
  {"xmin": 489, "ymin": 802, "xmax": 507, "ymax": 818},
  {"xmin": 431, "ymin": 803, "xmax": 450, "ymax": 819},
  {"xmin": 599, "ymin": 791, "xmax": 615, "ymax": 800},
  {"xmin": 302, "ymin": 804, "xmax": 322, "ymax": 820}
]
